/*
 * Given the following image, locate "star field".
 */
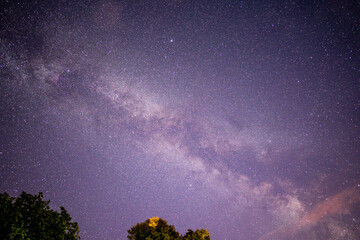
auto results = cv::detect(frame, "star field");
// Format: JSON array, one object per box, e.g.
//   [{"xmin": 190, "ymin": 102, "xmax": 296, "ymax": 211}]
[{"xmin": 1, "ymin": 1, "xmax": 360, "ymax": 240}]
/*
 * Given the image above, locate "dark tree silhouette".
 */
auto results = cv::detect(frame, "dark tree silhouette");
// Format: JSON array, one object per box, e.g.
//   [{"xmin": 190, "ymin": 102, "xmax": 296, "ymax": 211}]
[
  {"xmin": 183, "ymin": 229, "xmax": 210, "ymax": 240},
  {"xmin": 127, "ymin": 217, "xmax": 210, "ymax": 240},
  {"xmin": 0, "ymin": 191, "xmax": 80, "ymax": 240},
  {"xmin": 127, "ymin": 217, "xmax": 180, "ymax": 240}
]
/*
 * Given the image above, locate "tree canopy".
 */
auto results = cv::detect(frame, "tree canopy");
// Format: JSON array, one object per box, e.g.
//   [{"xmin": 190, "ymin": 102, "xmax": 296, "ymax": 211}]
[
  {"xmin": 183, "ymin": 229, "xmax": 210, "ymax": 240},
  {"xmin": 1, "ymin": 192, "xmax": 210, "ymax": 240},
  {"xmin": 127, "ymin": 217, "xmax": 210, "ymax": 240},
  {"xmin": 0, "ymin": 191, "xmax": 79, "ymax": 240}
]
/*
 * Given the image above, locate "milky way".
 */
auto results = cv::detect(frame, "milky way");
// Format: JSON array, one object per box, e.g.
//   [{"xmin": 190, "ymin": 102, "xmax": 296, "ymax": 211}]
[{"xmin": 1, "ymin": 1, "xmax": 360, "ymax": 240}]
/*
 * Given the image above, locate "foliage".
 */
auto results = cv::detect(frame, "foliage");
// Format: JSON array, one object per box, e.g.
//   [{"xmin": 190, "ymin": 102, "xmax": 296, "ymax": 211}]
[
  {"xmin": 127, "ymin": 217, "xmax": 210, "ymax": 240},
  {"xmin": 0, "ymin": 191, "xmax": 80, "ymax": 240},
  {"xmin": 183, "ymin": 229, "xmax": 210, "ymax": 240},
  {"xmin": 127, "ymin": 217, "xmax": 180, "ymax": 240}
]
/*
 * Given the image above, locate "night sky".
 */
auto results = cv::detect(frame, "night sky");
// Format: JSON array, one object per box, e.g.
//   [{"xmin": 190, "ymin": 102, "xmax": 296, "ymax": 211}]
[{"xmin": 1, "ymin": 1, "xmax": 360, "ymax": 239}]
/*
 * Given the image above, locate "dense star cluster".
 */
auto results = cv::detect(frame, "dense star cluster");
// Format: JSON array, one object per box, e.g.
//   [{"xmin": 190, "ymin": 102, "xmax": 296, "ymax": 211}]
[{"xmin": 1, "ymin": 1, "xmax": 359, "ymax": 239}]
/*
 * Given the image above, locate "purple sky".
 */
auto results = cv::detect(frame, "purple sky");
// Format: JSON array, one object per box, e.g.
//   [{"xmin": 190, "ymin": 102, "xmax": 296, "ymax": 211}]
[{"xmin": 1, "ymin": 1, "xmax": 359, "ymax": 239}]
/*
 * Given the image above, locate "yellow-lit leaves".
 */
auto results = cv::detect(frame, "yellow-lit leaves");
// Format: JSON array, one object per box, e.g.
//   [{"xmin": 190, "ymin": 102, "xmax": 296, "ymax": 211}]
[{"xmin": 148, "ymin": 216, "xmax": 160, "ymax": 228}]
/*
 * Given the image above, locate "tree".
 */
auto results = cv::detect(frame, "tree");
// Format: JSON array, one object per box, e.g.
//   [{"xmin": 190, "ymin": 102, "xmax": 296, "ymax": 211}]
[
  {"xmin": 127, "ymin": 217, "xmax": 210, "ymax": 240},
  {"xmin": 183, "ymin": 229, "xmax": 210, "ymax": 240},
  {"xmin": 127, "ymin": 217, "xmax": 180, "ymax": 240},
  {"xmin": 0, "ymin": 191, "xmax": 80, "ymax": 240}
]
